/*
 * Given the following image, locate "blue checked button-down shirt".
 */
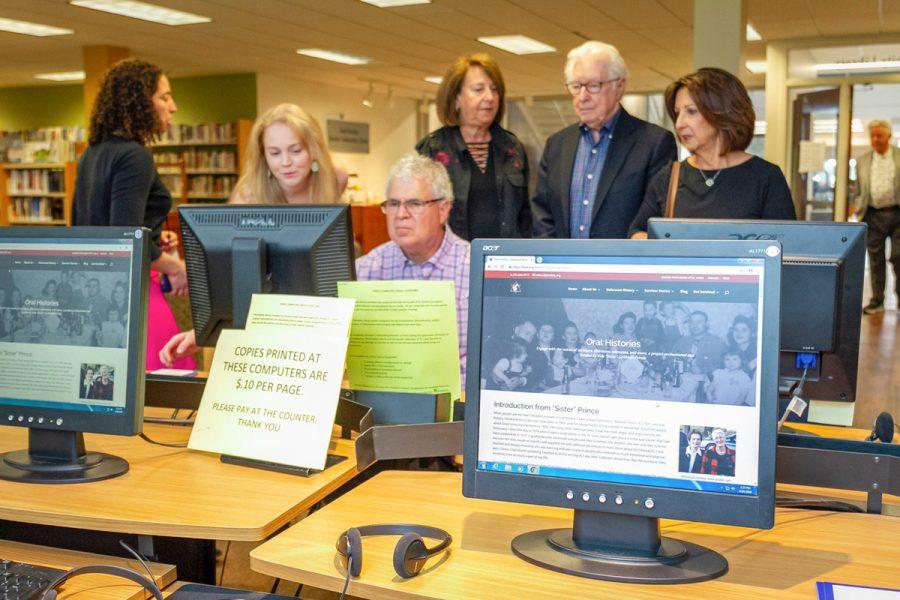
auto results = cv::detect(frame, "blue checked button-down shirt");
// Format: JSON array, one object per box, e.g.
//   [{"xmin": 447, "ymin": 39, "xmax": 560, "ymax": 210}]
[
  {"xmin": 355, "ymin": 227, "xmax": 470, "ymax": 382},
  {"xmin": 569, "ymin": 109, "xmax": 621, "ymax": 238}
]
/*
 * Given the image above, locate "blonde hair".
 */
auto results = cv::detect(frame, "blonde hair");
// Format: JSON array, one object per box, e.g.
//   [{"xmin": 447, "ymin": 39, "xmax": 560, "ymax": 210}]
[{"xmin": 232, "ymin": 103, "xmax": 339, "ymax": 204}]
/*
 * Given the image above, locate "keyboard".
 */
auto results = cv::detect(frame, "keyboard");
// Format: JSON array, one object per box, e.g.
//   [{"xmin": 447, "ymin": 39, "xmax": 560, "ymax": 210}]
[{"xmin": 0, "ymin": 559, "xmax": 64, "ymax": 600}]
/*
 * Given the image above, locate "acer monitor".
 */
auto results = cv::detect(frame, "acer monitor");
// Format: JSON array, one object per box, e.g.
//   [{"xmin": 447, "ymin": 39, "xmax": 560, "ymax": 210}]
[{"xmin": 464, "ymin": 238, "xmax": 782, "ymax": 583}]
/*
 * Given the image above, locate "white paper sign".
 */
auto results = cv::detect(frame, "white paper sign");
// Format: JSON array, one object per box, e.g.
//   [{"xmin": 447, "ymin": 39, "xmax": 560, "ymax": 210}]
[
  {"xmin": 188, "ymin": 295, "xmax": 354, "ymax": 470},
  {"xmin": 798, "ymin": 141, "xmax": 827, "ymax": 173}
]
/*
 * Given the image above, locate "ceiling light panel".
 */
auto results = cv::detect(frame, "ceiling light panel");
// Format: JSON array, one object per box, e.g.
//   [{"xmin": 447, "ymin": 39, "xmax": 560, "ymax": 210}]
[
  {"xmin": 745, "ymin": 61, "xmax": 767, "ymax": 74},
  {"xmin": 477, "ymin": 35, "xmax": 556, "ymax": 55},
  {"xmin": 69, "ymin": 0, "xmax": 211, "ymax": 25},
  {"xmin": 424, "ymin": 76, "xmax": 443, "ymax": 84},
  {"xmin": 296, "ymin": 49, "xmax": 372, "ymax": 65},
  {"xmin": 360, "ymin": 0, "xmax": 431, "ymax": 6},
  {"xmin": 0, "ymin": 17, "xmax": 73, "ymax": 36},
  {"xmin": 746, "ymin": 23, "xmax": 762, "ymax": 42},
  {"xmin": 35, "ymin": 71, "xmax": 86, "ymax": 81}
]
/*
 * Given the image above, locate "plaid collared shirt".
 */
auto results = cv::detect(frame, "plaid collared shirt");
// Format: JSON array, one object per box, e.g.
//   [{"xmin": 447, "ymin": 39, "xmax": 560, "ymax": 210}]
[
  {"xmin": 569, "ymin": 109, "xmax": 621, "ymax": 238},
  {"xmin": 355, "ymin": 227, "xmax": 470, "ymax": 382}
]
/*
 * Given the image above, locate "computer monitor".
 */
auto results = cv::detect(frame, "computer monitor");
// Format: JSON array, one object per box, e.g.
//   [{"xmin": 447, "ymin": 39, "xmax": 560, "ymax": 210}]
[
  {"xmin": 0, "ymin": 226, "xmax": 149, "ymax": 483},
  {"xmin": 464, "ymin": 239, "xmax": 782, "ymax": 584},
  {"xmin": 179, "ymin": 204, "xmax": 356, "ymax": 346},
  {"xmin": 648, "ymin": 219, "xmax": 865, "ymax": 405}
]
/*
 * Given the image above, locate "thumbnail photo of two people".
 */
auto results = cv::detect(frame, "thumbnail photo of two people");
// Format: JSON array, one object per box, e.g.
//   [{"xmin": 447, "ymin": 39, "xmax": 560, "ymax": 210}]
[
  {"xmin": 481, "ymin": 295, "xmax": 759, "ymax": 406},
  {"xmin": 678, "ymin": 425, "xmax": 737, "ymax": 477},
  {"xmin": 0, "ymin": 269, "xmax": 129, "ymax": 349},
  {"xmin": 78, "ymin": 364, "xmax": 116, "ymax": 401}
]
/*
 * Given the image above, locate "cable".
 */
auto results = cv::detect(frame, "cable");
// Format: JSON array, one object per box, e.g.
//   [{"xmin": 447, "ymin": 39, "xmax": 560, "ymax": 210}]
[
  {"xmin": 138, "ymin": 433, "xmax": 188, "ymax": 448},
  {"xmin": 338, "ymin": 555, "xmax": 352, "ymax": 600},
  {"xmin": 218, "ymin": 541, "xmax": 231, "ymax": 587},
  {"xmin": 143, "ymin": 416, "xmax": 195, "ymax": 425},
  {"xmin": 118, "ymin": 539, "xmax": 156, "ymax": 582},
  {"xmin": 270, "ymin": 578, "xmax": 281, "ymax": 594},
  {"xmin": 776, "ymin": 497, "xmax": 864, "ymax": 513},
  {"xmin": 294, "ymin": 583, "xmax": 303, "ymax": 597}
]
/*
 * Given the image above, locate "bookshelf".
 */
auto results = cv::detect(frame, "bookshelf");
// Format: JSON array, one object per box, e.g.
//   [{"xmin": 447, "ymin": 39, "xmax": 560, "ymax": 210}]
[
  {"xmin": 0, "ymin": 162, "xmax": 77, "ymax": 226},
  {"xmin": 152, "ymin": 119, "xmax": 252, "ymax": 204}
]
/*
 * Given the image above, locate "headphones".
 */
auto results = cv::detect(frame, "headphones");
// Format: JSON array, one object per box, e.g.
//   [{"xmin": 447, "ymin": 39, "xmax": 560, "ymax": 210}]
[
  {"xmin": 867, "ymin": 411, "xmax": 895, "ymax": 444},
  {"xmin": 335, "ymin": 524, "xmax": 452, "ymax": 579},
  {"xmin": 40, "ymin": 565, "xmax": 163, "ymax": 600}
]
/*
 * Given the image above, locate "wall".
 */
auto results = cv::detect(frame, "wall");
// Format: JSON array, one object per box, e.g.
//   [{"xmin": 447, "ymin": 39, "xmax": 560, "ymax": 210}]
[
  {"xmin": 0, "ymin": 73, "xmax": 256, "ymax": 131},
  {"xmin": 256, "ymin": 74, "xmax": 418, "ymax": 200},
  {"xmin": 171, "ymin": 73, "xmax": 257, "ymax": 124},
  {"xmin": 0, "ymin": 85, "xmax": 84, "ymax": 130}
]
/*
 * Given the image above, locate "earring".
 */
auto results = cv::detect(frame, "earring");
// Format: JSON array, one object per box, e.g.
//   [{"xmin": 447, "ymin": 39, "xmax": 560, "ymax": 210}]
[
  {"xmin": 311, "ymin": 161, "xmax": 319, "ymax": 173},
  {"xmin": 267, "ymin": 170, "xmax": 273, "ymax": 178}
]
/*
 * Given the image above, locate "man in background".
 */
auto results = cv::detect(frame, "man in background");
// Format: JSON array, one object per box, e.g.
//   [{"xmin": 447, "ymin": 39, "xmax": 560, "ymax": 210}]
[
  {"xmin": 531, "ymin": 41, "xmax": 676, "ymax": 239},
  {"xmin": 855, "ymin": 119, "xmax": 900, "ymax": 314}
]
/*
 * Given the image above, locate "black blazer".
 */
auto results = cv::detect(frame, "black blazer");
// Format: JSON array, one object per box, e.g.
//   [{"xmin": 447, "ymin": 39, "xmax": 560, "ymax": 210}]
[{"xmin": 531, "ymin": 108, "xmax": 677, "ymax": 239}]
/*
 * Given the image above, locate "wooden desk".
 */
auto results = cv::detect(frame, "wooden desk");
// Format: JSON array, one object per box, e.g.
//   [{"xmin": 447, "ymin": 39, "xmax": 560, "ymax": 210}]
[
  {"xmin": 0, "ymin": 422, "xmax": 358, "ymax": 582},
  {"xmin": 0, "ymin": 539, "xmax": 174, "ymax": 600},
  {"xmin": 251, "ymin": 471, "xmax": 900, "ymax": 599}
]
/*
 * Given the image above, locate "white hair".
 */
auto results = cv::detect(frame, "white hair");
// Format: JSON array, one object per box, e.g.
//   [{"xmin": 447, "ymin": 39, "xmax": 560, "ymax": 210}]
[
  {"xmin": 564, "ymin": 41, "xmax": 629, "ymax": 83},
  {"xmin": 385, "ymin": 153, "xmax": 454, "ymax": 203},
  {"xmin": 868, "ymin": 119, "xmax": 893, "ymax": 136}
]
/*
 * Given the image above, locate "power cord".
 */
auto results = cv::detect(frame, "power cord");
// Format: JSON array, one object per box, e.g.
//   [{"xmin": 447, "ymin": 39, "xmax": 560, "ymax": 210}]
[
  {"xmin": 218, "ymin": 541, "xmax": 231, "ymax": 586},
  {"xmin": 138, "ymin": 433, "xmax": 188, "ymax": 448},
  {"xmin": 143, "ymin": 416, "xmax": 195, "ymax": 425}
]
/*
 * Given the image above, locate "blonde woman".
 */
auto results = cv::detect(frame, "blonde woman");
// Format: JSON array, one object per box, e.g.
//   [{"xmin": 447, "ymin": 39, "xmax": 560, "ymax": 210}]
[{"xmin": 231, "ymin": 103, "xmax": 347, "ymax": 204}]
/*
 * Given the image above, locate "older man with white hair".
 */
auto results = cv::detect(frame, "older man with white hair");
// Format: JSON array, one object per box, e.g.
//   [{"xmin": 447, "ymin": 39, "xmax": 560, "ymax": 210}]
[
  {"xmin": 855, "ymin": 119, "xmax": 900, "ymax": 314},
  {"xmin": 531, "ymin": 41, "xmax": 677, "ymax": 239},
  {"xmin": 356, "ymin": 153, "xmax": 470, "ymax": 380}
]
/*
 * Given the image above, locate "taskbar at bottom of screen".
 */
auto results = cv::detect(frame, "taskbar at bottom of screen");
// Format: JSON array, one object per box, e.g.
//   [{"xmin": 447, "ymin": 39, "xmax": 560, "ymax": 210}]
[{"xmin": 477, "ymin": 461, "xmax": 757, "ymax": 496}]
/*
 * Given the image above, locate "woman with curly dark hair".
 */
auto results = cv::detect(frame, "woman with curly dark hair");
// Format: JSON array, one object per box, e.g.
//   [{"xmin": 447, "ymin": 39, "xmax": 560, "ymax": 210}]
[{"xmin": 72, "ymin": 58, "xmax": 195, "ymax": 370}]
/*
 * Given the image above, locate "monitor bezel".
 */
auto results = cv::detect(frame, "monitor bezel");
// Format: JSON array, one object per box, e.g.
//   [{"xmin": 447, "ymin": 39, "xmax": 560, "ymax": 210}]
[
  {"xmin": 463, "ymin": 239, "xmax": 781, "ymax": 530},
  {"xmin": 0, "ymin": 226, "xmax": 149, "ymax": 436}
]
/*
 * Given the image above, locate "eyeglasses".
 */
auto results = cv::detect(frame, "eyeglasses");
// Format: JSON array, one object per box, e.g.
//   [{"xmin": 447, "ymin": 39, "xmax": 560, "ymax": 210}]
[
  {"xmin": 565, "ymin": 78, "xmax": 620, "ymax": 95},
  {"xmin": 379, "ymin": 198, "xmax": 444, "ymax": 214}
]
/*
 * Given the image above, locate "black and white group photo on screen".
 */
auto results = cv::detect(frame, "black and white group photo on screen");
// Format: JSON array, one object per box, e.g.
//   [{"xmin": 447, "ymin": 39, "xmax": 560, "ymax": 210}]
[
  {"xmin": 678, "ymin": 425, "xmax": 737, "ymax": 477},
  {"xmin": 78, "ymin": 363, "xmax": 116, "ymax": 401},
  {"xmin": 0, "ymin": 269, "xmax": 128, "ymax": 348},
  {"xmin": 480, "ymin": 295, "xmax": 760, "ymax": 407}
]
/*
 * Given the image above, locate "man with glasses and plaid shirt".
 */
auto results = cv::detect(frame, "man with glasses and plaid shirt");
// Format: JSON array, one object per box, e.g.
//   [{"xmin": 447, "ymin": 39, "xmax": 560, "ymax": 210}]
[
  {"xmin": 531, "ymin": 41, "xmax": 676, "ymax": 240},
  {"xmin": 356, "ymin": 153, "xmax": 470, "ymax": 382}
]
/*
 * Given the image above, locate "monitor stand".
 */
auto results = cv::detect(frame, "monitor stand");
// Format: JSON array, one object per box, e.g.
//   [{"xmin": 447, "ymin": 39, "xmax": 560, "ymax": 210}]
[
  {"xmin": 0, "ymin": 428, "xmax": 129, "ymax": 484},
  {"xmin": 511, "ymin": 509, "xmax": 727, "ymax": 584}
]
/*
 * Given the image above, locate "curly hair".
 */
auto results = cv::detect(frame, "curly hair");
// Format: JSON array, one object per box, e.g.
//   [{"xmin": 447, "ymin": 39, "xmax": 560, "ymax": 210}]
[{"xmin": 88, "ymin": 59, "xmax": 162, "ymax": 145}]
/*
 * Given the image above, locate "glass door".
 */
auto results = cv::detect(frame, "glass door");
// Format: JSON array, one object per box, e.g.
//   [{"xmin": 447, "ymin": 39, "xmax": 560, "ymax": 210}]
[{"xmin": 790, "ymin": 87, "xmax": 843, "ymax": 221}]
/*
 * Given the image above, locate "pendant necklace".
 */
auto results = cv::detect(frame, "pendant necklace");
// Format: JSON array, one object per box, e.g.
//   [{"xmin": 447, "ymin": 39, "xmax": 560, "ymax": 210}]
[{"xmin": 698, "ymin": 167, "xmax": 722, "ymax": 187}]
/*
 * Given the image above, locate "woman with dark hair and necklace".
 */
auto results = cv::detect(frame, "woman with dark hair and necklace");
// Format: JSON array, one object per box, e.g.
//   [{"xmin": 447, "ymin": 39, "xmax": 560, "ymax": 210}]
[{"xmin": 628, "ymin": 68, "xmax": 795, "ymax": 238}]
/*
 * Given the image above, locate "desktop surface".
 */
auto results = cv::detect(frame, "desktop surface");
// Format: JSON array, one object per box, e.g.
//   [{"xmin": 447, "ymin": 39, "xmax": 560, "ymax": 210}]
[
  {"xmin": 0, "ymin": 422, "xmax": 357, "ymax": 540},
  {"xmin": 250, "ymin": 471, "xmax": 900, "ymax": 600}
]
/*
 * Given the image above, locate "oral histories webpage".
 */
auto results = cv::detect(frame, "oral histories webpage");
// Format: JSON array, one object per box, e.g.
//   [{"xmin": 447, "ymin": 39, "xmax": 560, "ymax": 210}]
[{"xmin": 477, "ymin": 255, "xmax": 766, "ymax": 496}]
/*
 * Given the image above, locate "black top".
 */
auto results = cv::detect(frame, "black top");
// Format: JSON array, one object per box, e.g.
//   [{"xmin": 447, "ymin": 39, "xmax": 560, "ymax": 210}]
[
  {"xmin": 627, "ymin": 156, "xmax": 796, "ymax": 237},
  {"xmin": 72, "ymin": 137, "xmax": 170, "ymax": 260},
  {"xmin": 467, "ymin": 150, "xmax": 500, "ymax": 239},
  {"xmin": 415, "ymin": 124, "xmax": 531, "ymax": 240}
]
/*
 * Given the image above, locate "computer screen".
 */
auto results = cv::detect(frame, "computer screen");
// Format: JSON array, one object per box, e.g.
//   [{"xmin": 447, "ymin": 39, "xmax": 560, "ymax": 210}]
[
  {"xmin": 463, "ymin": 239, "xmax": 781, "ymax": 584},
  {"xmin": 0, "ymin": 226, "xmax": 149, "ymax": 483},
  {"xmin": 648, "ymin": 219, "xmax": 865, "ymax": 405},
  {"xmin": 179, "ymin": 204, "xmax": 356, "ymax": 346}
]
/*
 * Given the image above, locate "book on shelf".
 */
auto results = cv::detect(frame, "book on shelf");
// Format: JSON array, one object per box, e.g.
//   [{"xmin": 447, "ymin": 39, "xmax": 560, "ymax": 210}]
[
  {"xmin": 5, "ymin": 168, "xmax": 64, "ymax": 194},
  {"xmin": 155, "ymin": 122, "xmax": 236, "ymax": 145},
  {"xmin": 8, "ymin": 196, "xmax": 64, "ymax": 222},
  {"xmin": 153, "ymin": 149, "xmax": 237, "ymax": 171},
  {"xmin": 188, "ymin": 175, "xmax": 235, "ymax": 197},
  {"xmin": 0, "ymin": 126, "xmax": 85, "ymax": 163}
]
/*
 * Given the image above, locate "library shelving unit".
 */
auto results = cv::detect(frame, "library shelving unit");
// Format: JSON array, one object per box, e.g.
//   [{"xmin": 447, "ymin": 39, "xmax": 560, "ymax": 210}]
[
  {"xmin": 152, "ymin": 119, "xmax": 252, "ymax": 204},
  {"xmin": 0, "ymin": 162, "xmax": 77, "ymax": 226}
]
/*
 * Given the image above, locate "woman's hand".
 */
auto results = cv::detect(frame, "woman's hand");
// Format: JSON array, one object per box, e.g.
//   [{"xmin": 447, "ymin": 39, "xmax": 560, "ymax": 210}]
[
  {"xmin": 160, "ymin": 329, "xmax": 198, "ymax": 367},
  {"xmin": 151, "ymin": 252, "xmax": 189, "ymax": 296},
  {"xmin": 160, "ymin": 230, "xmax": 179, "ymax": 253},
  {"xmin": 630, "ymin": 231, "xmax": 648, "ymax": 240}
]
